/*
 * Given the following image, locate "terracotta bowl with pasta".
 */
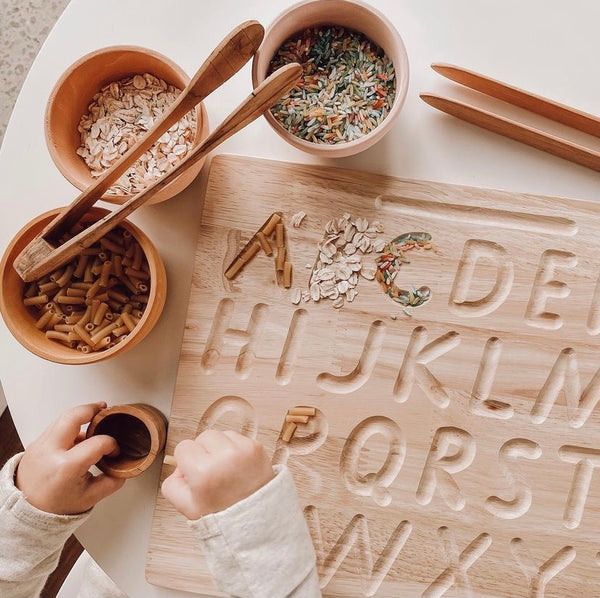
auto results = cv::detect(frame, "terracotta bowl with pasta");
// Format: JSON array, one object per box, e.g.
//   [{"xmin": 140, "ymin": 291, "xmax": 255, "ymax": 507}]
[{"xmin": 0, "ymin": 207, "xmax": 166, "ymax": 364}]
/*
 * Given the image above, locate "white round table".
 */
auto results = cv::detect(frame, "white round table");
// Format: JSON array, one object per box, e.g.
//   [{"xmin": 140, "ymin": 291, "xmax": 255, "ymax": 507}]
[{"xmin": 1, "ymin": 1, "xmax": 598, "ymax": 595}]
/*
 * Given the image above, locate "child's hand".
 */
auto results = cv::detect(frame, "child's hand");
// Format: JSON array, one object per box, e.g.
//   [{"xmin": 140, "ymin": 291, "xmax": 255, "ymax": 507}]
[
  {"xmin": 161, "ymin": 429, "xmax": 274, "ymax": 520},
  {"xmin": 16, "ymin": 402, "xmax": 125, "ymax": 515}
]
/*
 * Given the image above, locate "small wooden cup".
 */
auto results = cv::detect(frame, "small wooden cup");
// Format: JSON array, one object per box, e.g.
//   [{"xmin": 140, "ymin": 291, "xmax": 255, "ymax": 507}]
[{"xmin": 85, "ymin": 403, "xmax": 167, "ymax": 478}]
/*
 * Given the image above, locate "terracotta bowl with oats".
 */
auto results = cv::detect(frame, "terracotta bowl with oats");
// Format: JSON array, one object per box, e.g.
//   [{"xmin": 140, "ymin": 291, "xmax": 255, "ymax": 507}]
[{"xmin": 45, "ymin": 46, "xmax": 210, "ymax": 205}]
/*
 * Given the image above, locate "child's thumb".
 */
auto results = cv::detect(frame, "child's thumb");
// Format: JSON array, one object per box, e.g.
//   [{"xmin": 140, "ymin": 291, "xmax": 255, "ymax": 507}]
[{"xmin": 86, "ymin": 473, "xmax": 126, "ymax": 506}]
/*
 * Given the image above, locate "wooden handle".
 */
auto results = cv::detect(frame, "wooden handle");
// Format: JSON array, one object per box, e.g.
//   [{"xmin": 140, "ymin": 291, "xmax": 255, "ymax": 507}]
[
  {"xmin": 72, "ymin": 63, "xmax": 303, "ymax": 241},
  {"xmin": 42, "ymin": 21, "xmax": 265, "ymax": 239},
  {"xmin": 420, "ymin": 93, "xmax": 600, "ymax": 172},
  {"xmin": 431, "ymin": 63, "xmax": 600, "ymax": 138},
  {"xmin": 15, "ymin": 63, "xmax": 302, "ymax": 281},
  {"xmin": 163, "ymin": 454, "xmax": 177, "ymax": 467}
]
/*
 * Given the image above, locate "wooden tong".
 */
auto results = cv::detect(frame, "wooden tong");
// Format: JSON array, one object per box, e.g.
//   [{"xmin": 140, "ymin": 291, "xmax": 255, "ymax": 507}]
[
  {"xmin": 13, "ymin": 23, "xmax": 301, "ymax": 282},
  {"xmin": 421, "ymin": 63, "xmax": 600, "ymax": 172}
]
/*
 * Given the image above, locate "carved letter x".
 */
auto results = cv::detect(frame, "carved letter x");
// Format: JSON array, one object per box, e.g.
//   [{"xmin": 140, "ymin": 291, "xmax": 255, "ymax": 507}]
[{"xmin": 422, "ymin": 527, "xmax": 492, "ymax": 598}]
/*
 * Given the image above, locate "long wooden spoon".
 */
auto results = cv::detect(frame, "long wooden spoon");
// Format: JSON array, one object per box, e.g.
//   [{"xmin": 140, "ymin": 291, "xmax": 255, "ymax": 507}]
[
  {"xmin": 13, "ymin": 20, "xmax": 265, "ymax": 280},
  {"xmin": 15, "ymin": 62, "xmax": 302, "ymax": 282}
]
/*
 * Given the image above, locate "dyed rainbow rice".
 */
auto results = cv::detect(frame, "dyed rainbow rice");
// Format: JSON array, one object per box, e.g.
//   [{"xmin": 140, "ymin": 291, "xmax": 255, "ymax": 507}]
[{"xmin": 268, "ymin": 26, "xmax": 396, "ymax": 144}]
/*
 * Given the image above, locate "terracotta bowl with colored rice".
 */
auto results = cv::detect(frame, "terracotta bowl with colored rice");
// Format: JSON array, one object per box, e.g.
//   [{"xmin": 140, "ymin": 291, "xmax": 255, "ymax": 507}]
[{"xmin": 251, "ymin": 0, "xmax": 409, "ymax": 157}]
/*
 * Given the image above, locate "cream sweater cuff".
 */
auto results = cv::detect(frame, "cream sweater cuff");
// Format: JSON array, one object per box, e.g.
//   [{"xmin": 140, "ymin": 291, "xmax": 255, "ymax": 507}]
[
  {"xmin": 0, "ymin": 453, "xmax": 91, "ymax": 528},
  {"xmin": 188, "ymin": 465, "xmax": 319, "ymax": 598},
  {"xmin": 0, "ymin": 453, "xmax": 91, "ymax": 593}
]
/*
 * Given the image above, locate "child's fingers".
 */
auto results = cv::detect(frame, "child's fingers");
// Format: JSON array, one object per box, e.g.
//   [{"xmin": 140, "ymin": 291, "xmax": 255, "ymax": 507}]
[
  {"xmin": 161, "ymin": 474, "xmax": 200, "ymax": 520},
  {"xmin": 68, "ymin": 434, "xmax": 120, "ymax": 470},
  {"xmin": 222, "ymin": 430, "xmax": 255, "ymax": 450},
  {"xmin": 173, "ymin": 438, "xmax": 208, "ymax": 475},
  {"xmin": 196, "ymin": 429, "xmax": 236, "ymax": 454},
  {"xmin": 47, "ymin": 402, "xmax": 108, "ymax": 448},
  {"xmin": 85, "ymin": 473, "xmax": 125, "ymax": 505}
]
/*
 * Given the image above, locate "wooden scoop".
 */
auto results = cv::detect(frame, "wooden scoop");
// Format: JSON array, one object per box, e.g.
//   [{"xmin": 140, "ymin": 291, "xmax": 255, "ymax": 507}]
[
  {"xmin": 15, "ymin": 62, "xmax": 301, "ymax": 282},
  {"xmin": 13, "ymin": 20, "xmax": 266, "ymax": 282}
]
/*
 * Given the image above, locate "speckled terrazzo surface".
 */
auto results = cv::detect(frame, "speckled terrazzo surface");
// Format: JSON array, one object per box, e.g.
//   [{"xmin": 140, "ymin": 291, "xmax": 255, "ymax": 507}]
[{"xmin": 0, "ymin": 0, "xmax": 69, "ymax": 147}]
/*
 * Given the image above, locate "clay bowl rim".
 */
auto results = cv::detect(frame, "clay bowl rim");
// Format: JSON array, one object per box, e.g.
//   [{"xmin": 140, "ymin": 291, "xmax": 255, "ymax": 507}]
[
  {"xmin": 44, "ymin": 44, "xmax": 210, "ymax": 205},
  {"xmin": 0, "ymin": 207, "xmax": 167, "ymax": 365},
  {"xmin": 251, "ymin": 0, "xmax": 410, "ymax": 158}
]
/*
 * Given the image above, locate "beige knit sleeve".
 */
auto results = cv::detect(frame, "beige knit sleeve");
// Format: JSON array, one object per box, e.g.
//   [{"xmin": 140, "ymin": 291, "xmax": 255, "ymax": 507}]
[
  {"xmin": 188, "ymin": 465, "xmax": 322, "ymax": 598},
  {"xmin": 0, "ymin": 453, "xmax": 91, "ymax": 598}
]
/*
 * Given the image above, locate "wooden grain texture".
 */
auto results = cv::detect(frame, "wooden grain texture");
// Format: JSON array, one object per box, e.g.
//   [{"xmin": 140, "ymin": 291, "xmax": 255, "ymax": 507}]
[
  {"xmin": 420, "ymin": 93, "xmax": 600, "ymax": 173},
  {"xmin": 45, "ymin": 21, "xmax": 265, "ymax": 237},
  {"xmin": 430, "ymin": 63, "xmax": 600, "ymax": 138},
  {"xmin": 147, "ymin": 155, "xmax": 600, "ymax": 597}
]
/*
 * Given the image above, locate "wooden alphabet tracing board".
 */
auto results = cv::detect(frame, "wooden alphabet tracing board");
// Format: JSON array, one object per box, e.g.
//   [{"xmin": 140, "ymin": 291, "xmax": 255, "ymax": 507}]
[{"xmin": 146, "ymin": 155, "xmax": 600, "ymax": 597}]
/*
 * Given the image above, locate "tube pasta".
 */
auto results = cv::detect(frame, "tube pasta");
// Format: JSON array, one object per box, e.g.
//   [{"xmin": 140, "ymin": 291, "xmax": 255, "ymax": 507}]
[
  {"xmin": 38, "ymin": 281, "xmax": 60, "ymax": 294},
  {"xmin": 66, "ymin": 312, "xmax": 85, "ymax": 325},
  {"xmin": 125, "ymin": 267, "xmax": 149, "ymax": 280},
  {"xmin": 56, "ymin": 296, "xmax": 86, "ymax": 305},
  {"xmin": 108, "ymin": 300, "xmax": 121, "ymax": 312},
  {"xmin": 93, "ymin": 302, "xmax": 109, "ymax": 326},
  {"xmin": 132, "ymin": 244, "xmax": 143, "ymax": 270},
  {"xmin": 24, "ymin": 295, "xmax": 49, "ymax": 306},
  {"xmin": 45, "ymin": 330, "xmax": 70, "ymax": 343},
  {"xmin": 24, "ymin": 282, "xmax": 38, "ymax": 298},
  {"xmin": 256, "ymin": 232, "xmax": 273, "ymax": 256},
  {"xmin": 73, "ymin": 254, "xmax": 89, "ymax": 279},
  {"xmin": 281, "ymin": 422, "xmax": 297, "ymax": 442},
  {"xmin": 288, "ymin": 406, "xmax": 316, "ymax": 416},
  {"xmin": 100, "ymin": 238, "xmax": 125, "ymax": 255},
  {"xmin": 275, "ymin": 223, "xmax": 285, "ymax": 248},
  {"xmin": 262, "ymin": 213, "xmax": 281, "ymax": 236},
  {"xmin": 112, "ymin": 254, "xmax": 123, "ymax": 277},
  {"xmin": 73, "ymin": 324, "xmax": 94, "ymax": 346},
  {"xmin": 275, "ymin": 246, "xmax": 286, "ymax": 271},
  {"xmin": 99, "ymin": 261, "xmax": 112, "ymax": 287},
  {"xmin": 84, "ymin": 264, "xmax": 94, "ymax": 282},
  {"xmin": 49, "ymin": 268, "xmax": 64, "ymax": 283},
  {"xmin": 121, "ymin": 312, "xmax": 137, "ymax": 333},
  {"xmin": 86, "ymin": 279, "xmax": 102, "ymax": 299},
  {"xmin": 90, "ymin": 322, "xmax": 118, "ymax": 345},
  {"xmin": 118, "ymin": 275, "xmax": 139, "ymax": 294},
  {"xmin": 285, "ymin": 414, "xmax": 310, "ymax": 424},
  {"xmin": 35, "ymin": 310, "xmax": 54, "ymax": 330},
  {"xmin": 283, "ymin": 262, "xmax": 293, "ymax": 288},
  {"xmin": 54, "ymin": 324, "xmax": 74, "ymax": 333},
  {"xmin": 48, "ymin": 313, "xmax": 62, "ymax": 328},
  {"xmin": 55, "ymin": 265, "xmax": 74, "ymax": 287},
  {"xmin": 108, "ymin": 289, "xmax": 128, "ymax": 303},
  {"xmin": 91, "ymin": 292, "xmax": 109, "ymax": 303},
  {"xmin": 22, "ymin": 223, "xmax": 150, "ymax": 353}
]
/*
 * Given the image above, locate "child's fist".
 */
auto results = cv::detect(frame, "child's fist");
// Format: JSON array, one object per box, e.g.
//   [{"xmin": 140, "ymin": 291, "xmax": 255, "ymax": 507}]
[
  {"xmin": 16, "ymin": 402, "xmax": 125, "ymax": 515},
  {"xmin": 161, "ymin": 429, "xmax": 274, "ymax": 520}
]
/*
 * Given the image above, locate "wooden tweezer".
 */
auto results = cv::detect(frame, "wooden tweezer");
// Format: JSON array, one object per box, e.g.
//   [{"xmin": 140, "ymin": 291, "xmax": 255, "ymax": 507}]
[{"xmin": 421, "ymin": 63, "xmax": 600, "ymax": 172}]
